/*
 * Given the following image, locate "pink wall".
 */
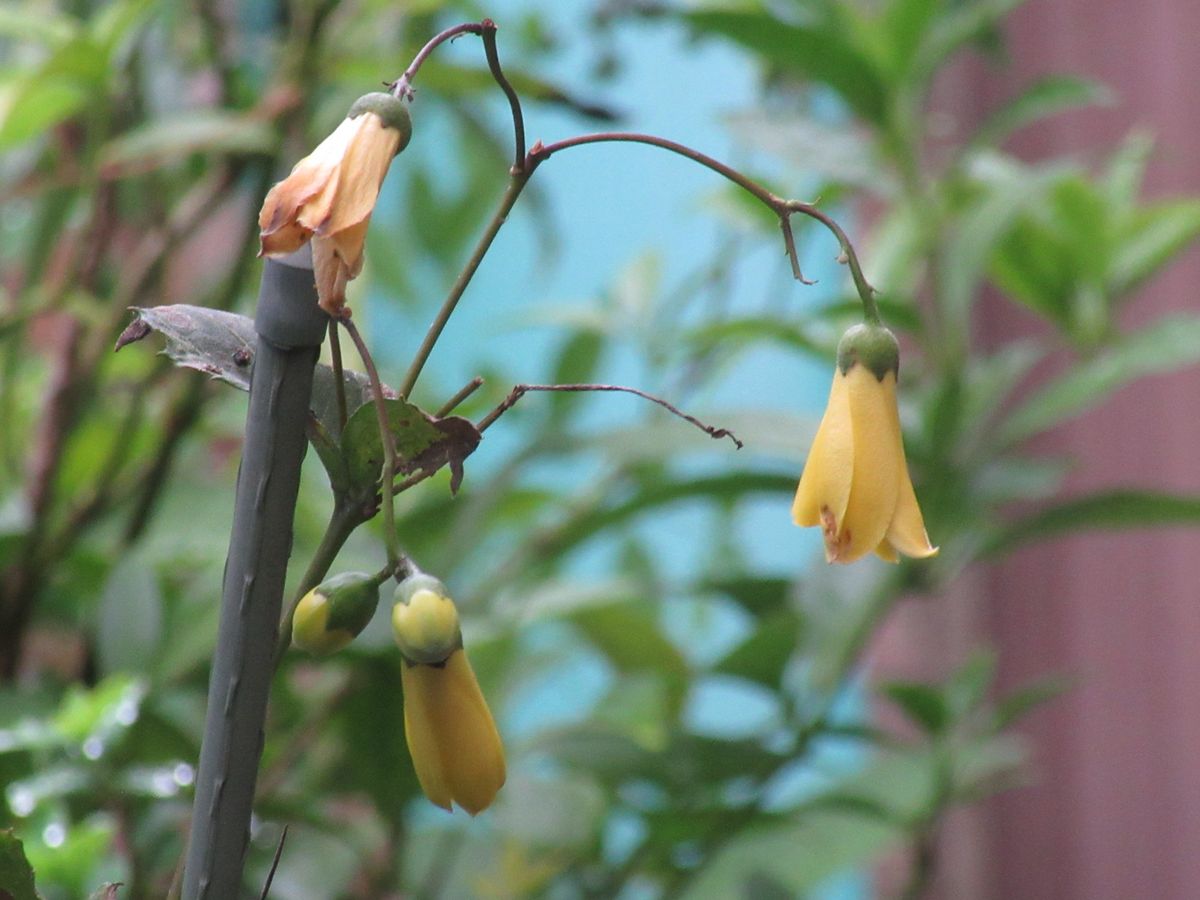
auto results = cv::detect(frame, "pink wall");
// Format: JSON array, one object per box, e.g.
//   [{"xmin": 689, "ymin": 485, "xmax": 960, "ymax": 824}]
[{"xmin": 969, "ymin": 2, "xmax": 1200, "ymax": 898}]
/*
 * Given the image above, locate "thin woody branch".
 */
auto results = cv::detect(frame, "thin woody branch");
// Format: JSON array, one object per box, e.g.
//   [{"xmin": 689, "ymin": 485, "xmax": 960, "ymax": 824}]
[
  {"xmin": 388, "ymin": 21, "xmax": 487, "ymax": 99},
  {"xmin": 477, "ymin": 383, "xmax": 743, "ymax": 449},
  {"xmin": 340, "ymin": 315, "xmax": 403, "ymax": 574},
  {"xmin": 479, "ymin": 19, "xmax": 526, "ymax": 169},
  {"xmin": 526, "ymin": 133, "xmax": 880, "ymax": 321}
]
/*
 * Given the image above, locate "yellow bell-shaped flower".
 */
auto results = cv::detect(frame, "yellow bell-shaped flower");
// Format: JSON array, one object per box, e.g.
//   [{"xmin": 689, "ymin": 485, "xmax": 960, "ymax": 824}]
[
  {"xmin": 792, "ymin": 324, "xmax": 937, "ymax": 564},
  {"xmin": 393, "ymin": 576, "xmax": 506, "ymax": 814}
]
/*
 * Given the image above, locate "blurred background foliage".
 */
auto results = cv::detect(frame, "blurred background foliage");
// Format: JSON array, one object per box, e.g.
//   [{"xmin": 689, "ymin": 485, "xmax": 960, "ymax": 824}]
[{"xmin": 3, "ymin": 0, "xmax": 1200, "ymax": 897}]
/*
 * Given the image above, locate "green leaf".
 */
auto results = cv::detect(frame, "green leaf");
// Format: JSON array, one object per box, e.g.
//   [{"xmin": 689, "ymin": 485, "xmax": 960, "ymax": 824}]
[
  {"xmin": 917, "ymin": 0, "xmax": 1029, "ymax": 79},
  {"xmin": 0, "ymin": 829, "xmax": 39, "ymax": 900},
  {"xmin": 970, "ymin": 76, "xmax": 1113, "ymax": 150},
  {"xmin": 880, "ymin": 681, "xmax": 950, "ymax": 734},
  {"xmin": 943, "ymin": 161, "xmax": 1057, "ymax": 333},
  {"xmin": 0, "ymin": 77, "xmax": 87, "ymax": 150},
  {"xmin": 713, "ymin": 611, "xmax": 800, "ymax": 688},
  {"xmin": 684, "ymin": 10, "xmax": 888, "ymax": 125},
  {"xmin": 1111, "ymin": 200, "xmax": 1200, "ymax": 297},
  {"xmin": 0, "ymin": 6, "xmax": 77, "ymax": 44},
  {"xmin": 679, "ymin": 810, "xmax": 900, "ymax": 898},
  {"xmin": 339, "ymin": 398, "xmax": 481, "ymax": 496},
  {"xmin": 547, "ymin": 330, "xmax": 605, "ymax": 424},
  {"xmin": 1104, "ymin": 130, "xmax": 1154, "ymax": 208},
  {"xmin": 985, "ymin": 490, "xmax": 1200, "ymax": 557},
  {"xmin": 568, "ymin": 600, "xmax": 688, "ymax": 713},
  {"xmin": 882, "ymin": 0, "xmax": 941, "ymax": 77},
  {"xmin": 999, "ymin": 313, "xmax": 1200, "ymax": 444},
  {"xmin": 701, "ymin": 576, "xmax": 792, "ymax": 618},
  {"xmin": 99, "ymin": 112, "xmax": 275, "ymax": 171},
  {"xmin": 994, "ymin": 675, "xmax": 1072, "ymax": 729},
  {"xmin": 946, "ymin": 650, "xmax": 997, "ymax": 717}
]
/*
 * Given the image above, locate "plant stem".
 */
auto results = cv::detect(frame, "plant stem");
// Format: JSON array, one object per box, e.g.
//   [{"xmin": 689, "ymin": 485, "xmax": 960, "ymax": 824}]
[
  {"xmin": 476, "ymin": 382, "xmax": 742, "ymax": 448},
  {"xmin": 341, "ymin": 315, "xmax": 402, "ymax": 573},
  {"xmin": 435, "ymin": 376, "xmax": 485, "ymax": 416},
  {"xmin": 389, "ymin": 21, "xmax": 489, "ymax": 99},
  {"xmin": 397, "ymin": 173, "xmax": 530, "ymax": 399},
  {"xmin": 328, "ymin": 318, "xmax": 349, "ymax": 433},
  {"xmin": 273, "ymin": 497, "xmax": 369, "ymax": 669},
  {"xmin": 527, "ymin": 133, "xmax": 880, "ymax": 322}
]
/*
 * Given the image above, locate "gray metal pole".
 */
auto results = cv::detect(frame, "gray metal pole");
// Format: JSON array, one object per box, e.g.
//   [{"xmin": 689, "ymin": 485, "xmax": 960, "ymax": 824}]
[{"xmin": 183, "ymin": 248, "xmax": 326, "ymax": 899}]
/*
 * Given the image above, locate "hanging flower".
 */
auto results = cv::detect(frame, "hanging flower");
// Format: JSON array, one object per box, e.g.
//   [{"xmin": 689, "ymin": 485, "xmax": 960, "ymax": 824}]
[
  {"xmin": 792, "ymin": 324, "xmax": 937, "ymax": 564},
  {"xmin": 258, "ymin": 92, "xmax": 412, "ymax": 316},
  {"xmin": 392, "ymin": 575, "xmax": 506, "ymax": 814}
]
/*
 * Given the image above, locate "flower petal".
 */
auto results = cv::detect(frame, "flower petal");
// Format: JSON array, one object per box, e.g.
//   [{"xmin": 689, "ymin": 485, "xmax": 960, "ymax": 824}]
[
  {"xmin": 793, "ymin": 369, "xmax": 853, "ymax": 533},
  {"xmin": 401, "ymin": 661, "xmax": 454, "ymax": 811},
  {"xmin": 874, "ymin": 537, "xmax": 899, "ymax": 563},
  {"xmin": 318, "ymin": 114, "xmax": 401, "ymax": 245},
  {"xmin": 401, "ymin": 651, "xmax": 506, "ymax": 815},
  {"xmin": 312, "ymin": 235, "xmax": 350, "ymax": 316},
  {"xmin": 886, "ymin": 465, "xmax": 938, "ymax": 559},
  {"xmin": 258, "ymin": 115, "xmax": 360, "ymax": 249},
  {"xmin": 835, "ymin": 366, "xmax": 901, "ymax": 562}
]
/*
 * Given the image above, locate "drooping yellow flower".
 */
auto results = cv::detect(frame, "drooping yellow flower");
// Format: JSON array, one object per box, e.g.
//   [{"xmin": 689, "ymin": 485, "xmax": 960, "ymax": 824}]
[
  {"xmin": 393, "ymin": 575, "xmax": 506, "ymax": 814},
  {"xmin": 258, "ymin": 92, "xmax": 412, "ymax": 316},
  {"xmin": 792, "ymin": 324, "xmax": 937, "ymax": 564}
]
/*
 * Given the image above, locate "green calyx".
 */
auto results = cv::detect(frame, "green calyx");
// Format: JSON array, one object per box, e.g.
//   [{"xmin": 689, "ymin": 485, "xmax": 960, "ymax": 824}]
[
  {"xmin": 836, "ymin": 323, "xmax": 899, "ymax": 381},
  {"xmin": 348, "ymin": 92, "xmax": 412, "ymax": 154},
  {"xmin": 392, "ymin": 574, "xmax": 463, "ymax": 666},
  {"xmin": 293, "ymin": 571, "xmax": 381, "ymax": 655}
]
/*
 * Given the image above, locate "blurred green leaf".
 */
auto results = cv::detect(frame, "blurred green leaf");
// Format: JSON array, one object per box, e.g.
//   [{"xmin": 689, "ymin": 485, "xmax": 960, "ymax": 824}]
[
  {"xmin": 713, "ymin": 611, "xmax": 800, "ymax": 688},
  {"xmin": 999, "ymin": 313, "xmax": 1200, "ymax": 444},
  {"xmin": 970, "ymin": 76, "xmax": 1113, "ymax": 150},
  {"xmin": 880, "ymin": 681, "xmax": 950, "ymax": 734},
  {"xmin": 0, "ymin": 828, "xmax": 38, "ymax": 900},
  {"xmin": 100, "ymin": 112, "xmax": 275, "ymax": 172},
  {"xmin": 1111, "ymin": 200, "xmax": 1200, "ymax": 296},
  {"xmin": 943, "ymin": 160, "xmax": 1056, "ymax": 332},
  {"xmin": 0, "ymin": 78, "xmax": 87, "ymax": 150},
  {"xmin": 570, "ymin": 600, "xmax": 687, "ymax": 682},
  {"xmin": 994, "ymin": 675, "xmax": 1072, "ymax": 729},
  {"xmin": 701, "ymin": 576, "xmax": 792, "ymax": 618},
  {"xmin": 684, "ymin": 9, "xmax": 888, "ymax": 125},
  {"xmin": 918, "ymin": 0, "xmax": 1029, "ymax": 80},
  {"xmin": 679, "ymin": 810, "xmax": 900, "ymax": 899},
  {"xmin": 985, "ymin": 489, "xmax": 1200, "ymax": 556},
  {"xmin": 53, "ymin": 675, "xmax": 145, "ymax": 745},
  {"xmin": 547, "ymin": 330, "xmax": 606, "ymax": 425},
  {"xmin": 0, "ymin": 6, "xmax": 77, "ymax": 44},
  {"xmin": 946, "ymin": 650, "xmax": 996, "ymax": 717}
]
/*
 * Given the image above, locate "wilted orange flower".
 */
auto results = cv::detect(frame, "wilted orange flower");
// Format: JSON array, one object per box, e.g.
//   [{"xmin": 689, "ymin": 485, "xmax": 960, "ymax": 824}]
[
  {"xmin": 793, "ymin": 324, "xmax": 938, "ymax": 564},
  {"xmin": 258, "ymin": 92, "xmax": 412, "ymax": 315}
]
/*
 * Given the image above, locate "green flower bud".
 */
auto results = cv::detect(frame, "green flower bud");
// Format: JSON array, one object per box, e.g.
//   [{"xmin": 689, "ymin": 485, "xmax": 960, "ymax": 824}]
[
  {"xmin": 392, "ymin": 574, "xmax": 462, "ymax": 665},
  {"xmin": 292, "ymin": 572, "xmax": 380, "ymax": 654},
  {"xmin": 348, "ymin": 91, "xmax": 412, "ymax": 155},
  {"xmin": 836, "ymin": 322, "xmax": 900, "ymax": 381}
]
